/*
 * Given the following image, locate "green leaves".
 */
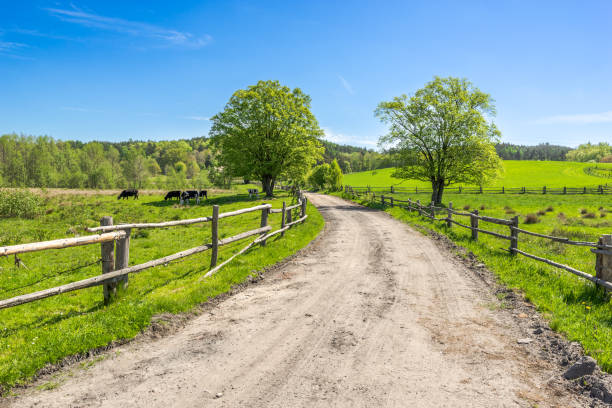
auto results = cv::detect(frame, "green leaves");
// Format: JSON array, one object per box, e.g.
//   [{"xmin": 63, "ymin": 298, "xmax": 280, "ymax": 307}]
[
  {"xmin": 376, "ymin": 76, "xmax": 502, "ymax": 203},
  {"xmin": 209, "ymin": 80, "xmax": 323, "ymax": 196}
]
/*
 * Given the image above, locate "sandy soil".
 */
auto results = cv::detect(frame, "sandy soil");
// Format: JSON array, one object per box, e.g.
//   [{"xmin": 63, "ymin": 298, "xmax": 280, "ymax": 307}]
[{"xmin": 3, "ymin": 193, "xmax": 585, "ymax": 407}]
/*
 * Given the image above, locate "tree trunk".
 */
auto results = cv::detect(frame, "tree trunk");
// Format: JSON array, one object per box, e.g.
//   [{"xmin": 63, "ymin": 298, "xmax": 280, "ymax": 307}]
[
  {"xmin": 262, "ymin": 176, "xmax": 275, "ymax": 198},
  {"xmin": 430, "ymin": 179, "xmax": 445, "ymax": 205}
]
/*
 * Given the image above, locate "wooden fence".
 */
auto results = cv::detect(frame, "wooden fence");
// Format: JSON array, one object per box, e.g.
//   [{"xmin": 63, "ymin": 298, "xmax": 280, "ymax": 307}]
[
  {"xmin": 345, "ymin": 186, "xmax": 612, "ymax": 291},
  {"xmin": 0, "ymin": 193, "xmax": 309, "ymax": 310},
  {"xmin": 346, "ymin": 184, "xmax": 612, "ymax": 195}
]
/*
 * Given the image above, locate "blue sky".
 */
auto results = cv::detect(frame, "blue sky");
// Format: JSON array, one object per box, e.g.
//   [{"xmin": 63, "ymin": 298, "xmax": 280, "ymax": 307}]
[{"xmin": 1, "ymin": 1, "xmax": 611, "ymax": 148}]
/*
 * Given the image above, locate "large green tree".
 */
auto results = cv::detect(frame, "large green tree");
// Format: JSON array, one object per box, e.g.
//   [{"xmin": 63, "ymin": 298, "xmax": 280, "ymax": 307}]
[
  {"xmin": 376, "ymin": 76, "xmax": 501, "ymax": 205},
  {"xmin": 209, "ymin": 80, "xmax": 323, "ymax": 197}
]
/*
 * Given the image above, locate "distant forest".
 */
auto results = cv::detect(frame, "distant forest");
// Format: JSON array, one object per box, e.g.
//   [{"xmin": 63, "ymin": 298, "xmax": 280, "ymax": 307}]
[
  {"xmin": 494, "ymin": 143, "xmax": 572, "ymax": 161},
  {"xmin": 0, "ymin": 133, "xmax": 605, "ymax": 189}
]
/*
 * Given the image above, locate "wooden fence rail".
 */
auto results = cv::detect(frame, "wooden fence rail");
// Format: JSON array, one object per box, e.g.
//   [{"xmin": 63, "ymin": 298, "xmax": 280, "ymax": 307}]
[
  {"xmin": 344, "ymin": 186, "xmax": 612, "ymax": 291},
  {"xmin": 346, "ymin": 184, "xmax": 612, "ymax": 196},
  {"xmin": 0, "ymin": 192, "xmax": 309, "ymax": 310}
]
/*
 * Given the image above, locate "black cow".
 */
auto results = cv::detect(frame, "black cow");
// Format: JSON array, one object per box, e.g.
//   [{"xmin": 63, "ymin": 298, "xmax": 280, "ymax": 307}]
[
  {"xmin": 199, "ymin": 190, "xmax": 208, "ymax": 199},
  {"xmin": 118, "ymin": 189, "xmax": 139, "ymax": 200},
  {"xmin": 181, "ymin": 190, "xmax": 199, "ymax": 201},
  {"xmin": 164, "ymin": 190, "xmax": 181, "ymax": 201},
  {"xmin": 247, "ymin": 188, "xmax": 259, "ymax": 198}
]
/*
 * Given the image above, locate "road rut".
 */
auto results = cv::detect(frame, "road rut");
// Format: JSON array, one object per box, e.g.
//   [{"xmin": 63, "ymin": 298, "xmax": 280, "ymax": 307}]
[{"xmin": 5, "ymin": 193, "xmax": 581, "ymax": 407}]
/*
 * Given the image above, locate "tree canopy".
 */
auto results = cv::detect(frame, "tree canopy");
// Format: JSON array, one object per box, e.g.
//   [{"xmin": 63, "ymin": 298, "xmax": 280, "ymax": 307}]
[
  {"xmin": 376, "ymin": 76, "xmax": 501, "ymax": 204},
  {"xmin": 209, "ymin": 80, "xmax": 323, "ymax": 197}
]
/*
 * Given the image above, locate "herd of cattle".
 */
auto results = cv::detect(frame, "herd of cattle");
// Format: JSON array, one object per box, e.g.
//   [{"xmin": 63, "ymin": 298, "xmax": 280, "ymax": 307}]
[
  {"xmin": 116, "ymin": 189, "xmax": 209, "ymax": 202},
  {"xmin": 117, "ymin": 188, "xmax": 262, "ymax": 202}
]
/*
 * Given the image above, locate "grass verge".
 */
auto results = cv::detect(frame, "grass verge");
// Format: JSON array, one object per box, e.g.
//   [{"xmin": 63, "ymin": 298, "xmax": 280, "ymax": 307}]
[
  {"xmin": 332, "ymin": 190, "xmax": 612, "ymax": 372},
  {"xmin": 0, "ymin": 191, "xmax": 324, "ymax": 392}
]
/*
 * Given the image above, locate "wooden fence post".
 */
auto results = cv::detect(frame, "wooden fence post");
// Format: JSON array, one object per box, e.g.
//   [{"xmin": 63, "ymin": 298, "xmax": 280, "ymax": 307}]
[
  {"xmin": 543, "ymin": 186, "xmax": 547, "ymax": 194},
  {"xmin": 391, "ymin": 185, "xmax": 395, "ymax": 194},
  {"xmin": 447, "ymin": 202, "xmax": 453, "ymax": 228},
  {"xmin": 430, "ymin": 202, "xmax": 434, "ymax": 219},
  {"xmin": 509, "ymin": 215, "xmax": 519, "ymax": 255},
  {"xmin": 563, "ymin": 186, "xmax": 567, "ymax": 194},
  {"xmin": 407, "ymin": 199, "xmax": 412, "ymax": 211},
  {"xmin": 583, "ymin": 187, "xmax": 587, "ymax": 194},
  {"xmin": 281, "ymin": 201, "xmax": 287, "ymax": 237},
  {"xmin": 301, "ymin": 197, "xmax": 307, "ymax": 218},
  {"xmin": 415, "ymin": 186, "xmax": 418, "ymax": 194},
  {"xmin": 381, "ymin": 195, "xmax": 385, "ymax": 206},
  {"xmin": 595, "ymin": 235, "xmax": 612, "ymax": 290},
  {"xmin": 115, "ymin": 228, "xmax": 130, "ymax": 290},
  {"xmin": 416, "ymin": 200, "xmax": 421, "ymax": 216},
  {"xmin": 459, "ymin": 186, "xmax": 462, "ymax": 193},
  {"xmin": 502, "ymin": 186, "xmax": 505, "ymax": 194},
  {"xmin": 479, "ymin": 186, "xmax": 483, "ymax": 194},
  {"xmin": 210, "ymin": 205, "xmax": 219, "ymax": 267},
  {"xmin": 470, "ymin": 210, "xmax": 479, "ymax": 240},
  {"xmin": 390, "ymin": 196, "xmax": 394, "ymax": 208},
  {"xmin": 286, "ymin": 203, "xmax": 293, "ymax": 225},
  {"xmin": 100, "ymin": 216, "xmax": 116, "ymax": 305},
  {"xmin": 259, "ymin": 206, "xmax": 269, "ymax": 246}
]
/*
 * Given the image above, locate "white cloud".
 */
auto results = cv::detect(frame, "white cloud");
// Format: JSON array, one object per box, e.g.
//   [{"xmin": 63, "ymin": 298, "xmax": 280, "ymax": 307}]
[
  {"xmin": 534, "ymin": 110, "xmax": 612, "ymax": 125},
  {"xmin": 182, "ymin": 116, "xmax": 210, "ymax": 121},
  {"xmin": 0, "ymin": 41, "xmax": 29, "ymax": 58},
  {"xmin": 337, "ymin": 75, "xmax": 354, "ymax": 95},
  {"xmin": 46, "ymin": 6, "xmax": 212, "ymax": 48},
  {"xmin": 322, "ymin": 127, "xmax": 376, "ymax": 148}
]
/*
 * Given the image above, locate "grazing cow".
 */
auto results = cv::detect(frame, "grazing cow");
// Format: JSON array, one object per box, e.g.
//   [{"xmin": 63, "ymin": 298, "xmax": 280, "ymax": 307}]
[
  {"xmin": 180, "ymin": 190, "xmax": 199, "ymax": 202},
  {"xmin": 118, "ymin": 189, "xmax": 139, "ymax": 200},
  {"xmin": 247, "ymin": 188, "xmax": 259, "ymax": 199},
  {"xmin": 164, "ymin": 190, "xmax": 181, "ymax": 201},
  {"xmin": 198, "ymin": 190, "xmax": 208, "ymax": 199}
]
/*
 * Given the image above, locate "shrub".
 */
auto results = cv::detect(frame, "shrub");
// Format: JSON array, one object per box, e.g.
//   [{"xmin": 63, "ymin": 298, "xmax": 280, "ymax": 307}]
[
  {"xmin": 545, "ymin": 206, "xmax": 554, "ymax": 212},
  {"xmin": 537, "ymin": 210, "xmax": 546, "ymax": 216},
  {"xmin": 0, "ymin": 189, "xmax": 45, "ymax": 219},
  {"xmin": 479, "ymin": 205, "xmax": 486, "ymax": 210},
  {"xmin": 580, "ymin": 208, "xmax": 588, "ymax": 214},
  {"xmin": 505, "ymin": 208, "xmax": 516, "ymax": 214},
  {"xmin": 463, "ymin": 205, "xmax": 470, "ymax": 210},
  {"xmin": 582, "ymin": 212, "xmax": 597, "ymax": 219},
  {"xmin": 524, "ymin": 213, "xmax": 539, "ymax": 224}
]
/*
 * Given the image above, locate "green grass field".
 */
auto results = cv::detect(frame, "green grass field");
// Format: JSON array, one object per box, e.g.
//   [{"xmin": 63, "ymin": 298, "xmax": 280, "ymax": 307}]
[
  {"xmin": 344, "ymin": 160, "xmax": 612, "ymax": 188},
  {"xmin": 0, "ymin": 191, "xmax": 323, "ymax": 392},
  {"xmin": 333, "ymin": 189, "xmax": 612, "ymax": 371}
]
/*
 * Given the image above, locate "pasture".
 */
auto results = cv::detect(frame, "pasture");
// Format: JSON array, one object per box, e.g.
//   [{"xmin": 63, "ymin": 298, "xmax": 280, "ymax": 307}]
[
  {"xmin": 335, "ymin": 188, "xmax": 612, "ymax": 371},
  {"xmin": 343, "ymin": 160, "xmax": 612, "ymax": 188},
  {"xmin": 0, "ymin": 191, "xmax": 323, "ymax": 392}
]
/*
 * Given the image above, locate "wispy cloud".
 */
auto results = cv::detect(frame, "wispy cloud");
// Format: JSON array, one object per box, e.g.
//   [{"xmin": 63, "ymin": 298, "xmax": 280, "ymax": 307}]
[
  {"xmin": 0, "ymin": 40, "xmax": 28, "ymax": 58},
  {"xmin": 534, "ymin": 110, "xmax": 612, "ymax": 125},
  {"xmin": 322, "ymin": 127, "xmax": 376, "ymax": 148},
  {"xmin": 46, "ymin": 6, "xmax": 212, "ymax": 48},
  {"xmin": 182, "ymin": 116, "xmax": 210, "ymax": 121},
  {"xmin": 338, "ymin": 75, "xmax": 354, "ymax": 95},
  {"xmin": 60, "ymin": 106, "xmax": 103, "ymax": 113}
]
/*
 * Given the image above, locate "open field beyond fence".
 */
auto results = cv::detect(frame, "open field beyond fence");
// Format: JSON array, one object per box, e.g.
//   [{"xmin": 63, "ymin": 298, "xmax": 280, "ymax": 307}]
[{"xmin": 343, "ymin": 161, "xmax": 612, "ymax": 189}]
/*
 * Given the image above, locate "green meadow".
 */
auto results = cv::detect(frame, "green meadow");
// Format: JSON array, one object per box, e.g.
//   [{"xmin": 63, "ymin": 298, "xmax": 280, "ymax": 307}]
[
  {"xmin": 334, "ymin": 186, "xmax": 612, "ymax": 371},
  {"xmin": 344, "ymin": 160, "xmax": 612, "ymax": 188},
  {"xmin": 0, "ymin": 191, "xmax": 323, "ymax": 392}
]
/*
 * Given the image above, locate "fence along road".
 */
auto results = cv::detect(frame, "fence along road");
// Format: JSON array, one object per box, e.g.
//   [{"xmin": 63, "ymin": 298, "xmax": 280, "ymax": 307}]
[
  {"xmin": 0, "ymin": 195, "xmax": 309, "ymax": 310},
  {"xmin": 6, "ymin": 193, "xmax": 583, "ymax": 407},
  {"xmin": 345, "ymin": 185, "xmax": 612, "ymax": 290}
]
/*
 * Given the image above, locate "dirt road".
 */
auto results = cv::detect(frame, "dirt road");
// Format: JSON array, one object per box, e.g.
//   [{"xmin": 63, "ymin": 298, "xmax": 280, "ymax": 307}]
[{"xmin": 5, "ymin": 193, "xmax": 582, "ymax": 407}]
